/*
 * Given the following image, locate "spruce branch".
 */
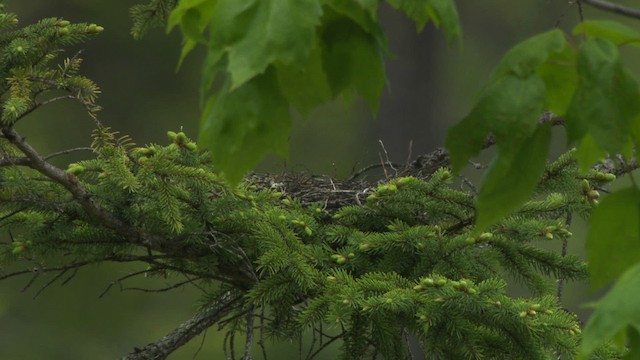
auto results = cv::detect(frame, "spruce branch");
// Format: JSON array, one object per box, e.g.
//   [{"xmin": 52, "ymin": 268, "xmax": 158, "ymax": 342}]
[{"xmin": 1, "ymin": 126, "xmax": 165, "ymax": 246}]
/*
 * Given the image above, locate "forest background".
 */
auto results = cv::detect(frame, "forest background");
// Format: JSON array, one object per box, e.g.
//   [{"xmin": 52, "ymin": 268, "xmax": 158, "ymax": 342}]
[{"xmin": 1, "ymin": 1, "xmax": 639, "ymax": 359}]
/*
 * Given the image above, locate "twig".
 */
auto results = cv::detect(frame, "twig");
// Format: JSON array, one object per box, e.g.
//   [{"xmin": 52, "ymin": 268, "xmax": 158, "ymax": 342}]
[
  {"xmin": 306, "ymin": 332, "xmax": 342, "ymax": 360},
  {"xmin": 557, "ymin": 213, "xmax": 572, "ymax": 302},
  {"xmin": 33, "ymin": 267, "xmax": 70, "ymax": 298},
  {"xmin": 99, "ymin": 269, "xmax": 158, "ymax": 298},
  {"xmin": 575, "ymin": 0, "xmax": 585, "ymax": 22},
  {"xmin": 121, "ymin": 278, "xmax": 202, "ymax": 294},
  {"xmin": 243, "ymin": 306, "xmax": 254, "ymax": 360},
  {"xmin": 13, "ymin": 95, "xmax": 76, "ymax": 123},
  {"xmin": 582, "ymin": 0, "xmax": 640, "ymax": 20},
  {"xmin": 192, "ymin": 329, "xmax": 207, "ymax": 359},
  {"xmin": 44, "ymin": 147, "xmax": 94, "ymax": 160},
  {"xmin": 378, "ymin": 140, "xmax": 397, "ymax": 176},
  {"xmin": 405, "ymin": 140, "xmax": 413, "ymax": 167},
  {"xmin": 258, "ymin": 308, "xmax": 267, "ymax": 360}
]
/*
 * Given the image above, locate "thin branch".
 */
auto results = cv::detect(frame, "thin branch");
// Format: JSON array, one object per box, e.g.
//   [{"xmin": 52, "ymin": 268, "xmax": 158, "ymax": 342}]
[
  {"xmin": 123, "ymin": 293, "xmax": 243, "ymax": 360},
  {"xmin": 0, "ymin": 156, "xmax": 30, "ymax": 167},
  {"xmin": 121, "ymin": 278, "xmax": 201, "ymax": 294},
  {"xmin": 14, "ymin": 95, "xmax": 76, "ymax": 123},
  {"xmin": 44, "ymin": 147, "xmax": 94, "ymax": 160},
  {"xmin": 581, "ymin": 0, "xmax": 640, "ymax": 20},
  {"xmin": 243, "ymin": 306, "xmax": 255, "ymax": 360},
  {"xmin": 306, "ymin": 332, "xmax": 343, "ymax": 360},
  {"xmin": 99, "ymin": 269, "xmax": 155, "ymax": 298}
]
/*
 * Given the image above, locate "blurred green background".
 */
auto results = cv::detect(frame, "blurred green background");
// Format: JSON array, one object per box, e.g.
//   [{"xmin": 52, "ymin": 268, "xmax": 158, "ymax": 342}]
[{"xmin": 1, "ymin": 1, "xmax": 639, "ymax": 359}]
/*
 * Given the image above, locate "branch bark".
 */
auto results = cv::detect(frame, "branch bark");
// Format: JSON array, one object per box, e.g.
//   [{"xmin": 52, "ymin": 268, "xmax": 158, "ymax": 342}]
[
  {"xmin": 581, "ymin": 0, "xmax": 640, "ymax": 20},
  {"xmin": 122, "ymin": 292, "xmax": 242, "ymax": 360}
]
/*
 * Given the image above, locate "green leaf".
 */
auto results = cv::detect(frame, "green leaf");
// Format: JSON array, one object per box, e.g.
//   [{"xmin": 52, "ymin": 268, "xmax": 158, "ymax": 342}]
[
  {"xmin": 385, "ymin": 0, "xmax": 461, "ymax": 42},
  {"xmin": 167, "ymin": 0, "xmax": 217, "ymax": 67},
  {"xmin": 427, "ymin": 0, "xmax": 462, "ymax": 43},
  {"xmin": 474, "ymin": 124, "xmax": 551, "ymax": 232},
  {"xmin": 566, "ymin": 38, "xmax": 640, "ymax": 165},
  {"xmin": 324, "ymin": 0, "xmax": 380, "ymax": 34},
  {"xmin": 537, "ymin": 44, "xmax": 578, "ymax": 116},
  {"xmin": 210, "ymin": 0, "xmax": 323, "ymax": 89},
  {"xmin": 574, "ymin": 20, "xmax": 640, "ymax": 47},
  {"xmin": 276, "ymin": 43, "xmax": 332, "ymax": 116},
  {"xmin": 199, "ymin": 67, "xmax": 290, "ymax": 185},
  {"xmin": 493, "ymin": 29, "xmax": 566, "ymax": 79},
  {"xmin": 446, "ymin": 29, "xmax": 565, "ymax": 173},
  {"xmin": 625, "ymin": 326, "xmax": 640, "ymax": 360},
  {"xmin": 575, "ymin": 134, "xmax": 607, "ymax": 173},
  {"xmin": 587, "ymin": 187, "xmax": 640, "ymax": 290},
  {"xmin": 386, "ymin": 0, "xmax": 432, "ymax": 31},
  {"xmin": 167, "ymin": 0, "xmax": 214, "ymax": 32},
  {"xmin": 320, "ymin": 15, "xmax": 386, "ymax": 112},
  {"xmin": 582, "ymin": 262, "xmax": 640, "ymax": 357},
  {"xmin": 446, "ymin": 74, "xmax": 546, "ymax": 173}
]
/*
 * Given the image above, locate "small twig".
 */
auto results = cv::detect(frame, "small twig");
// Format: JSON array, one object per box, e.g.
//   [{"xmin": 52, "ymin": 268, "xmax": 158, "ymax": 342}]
[
  {"xmin": 557, "ymin": 212, "xmax": 572, "ymax": 302},
  {"xmin": 405, "ymin": 140, "xmax": 413, "ymax": 167},
  {"xmin": 121, "ymin": 278, "xmax": 199, "ymax": 294},
  {"xmin": 378, "ymin": 140, "xmax": 397, "ymax": 176},
  {"xmin": 378, "ymin": 152, "xmax": 389, "ymax": 179},
  {"xmin": 20, "ymin": 272, "xmax": 40, "ymax": 292},
  {"xmin": 44, "ymin": 147, "xmax": 94, "ymax": 160},
  {"xmin": 347, "ymin": 163, "xmax": 403, "ymax": 181},
  {"xmin": 582, "ymin": 0, "xmax": 640, "ymax": 20},
  {"xmin": 258, "ymin": 308, "xmax": 267, "ymax": 360},
  {"xmin": 242, "ymin": 306, "xmax": 254, "ymax": 360},
  {"xmin": 192, "ymin": 329, "xmax": 207, "ymax": 359},
  {"xmin": 575, "ymin": 0, "xmax": 585, "ymax": 22},
  {"xmin": 13, "ymin": 95, "xmax": 76, "ymax": 123},
  {"xmin": 33, "ymin": 267, "xmax": 70, "ymax": 298},
  {"xmin": 60, "ymin": 266, "xmax": 80, "ymax": 286},
  {"xmin": 306, "ymin": 332, "xmax": 342, "ymax": 360}
]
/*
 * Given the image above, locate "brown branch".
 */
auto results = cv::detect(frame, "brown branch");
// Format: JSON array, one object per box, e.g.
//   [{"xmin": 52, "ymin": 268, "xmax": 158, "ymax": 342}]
[
  {"xmin": 581, "ymin": 0, "xmax": 640, "ymax": 20},
  {"xmin": 44, "ymin": 147, "xmax": 94, "ymax": 160},
  {"xmin": 14, "ymin": 95, "xmax": 76, "ymax": 123},
  {"xmin": 122, "ymin": 292, "xmax": 243, "ymax": 360},
  {"xmin": 0, "ymin": 156, "xmax": 30, "ymax": 166}
]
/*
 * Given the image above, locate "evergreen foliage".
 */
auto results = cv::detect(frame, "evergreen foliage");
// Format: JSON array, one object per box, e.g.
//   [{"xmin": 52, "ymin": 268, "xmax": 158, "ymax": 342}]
[{"xmin": 0, "ymin": 1, "xmax": 635, "ymax": 359}]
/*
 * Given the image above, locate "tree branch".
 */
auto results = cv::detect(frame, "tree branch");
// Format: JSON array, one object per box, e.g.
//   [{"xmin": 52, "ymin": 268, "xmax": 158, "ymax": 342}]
[
  {"xmin": 122, "ymin": 292, "xmax": 243, "ymax": 360},
  {"xmin": 581, "ymin": 0, "xmax": 640, "ymax": 20}
]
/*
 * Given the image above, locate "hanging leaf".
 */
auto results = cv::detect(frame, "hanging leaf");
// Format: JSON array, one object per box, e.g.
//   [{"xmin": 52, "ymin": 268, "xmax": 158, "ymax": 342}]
[
  {"xmin": 587, "ymin": 187, "xmax": 640, "ymax": 290},
  {"xmin": 582, "ymin": 263, "xmax": 640, "ymax": 357},
  {"xmin": 475, "ymin": 124, "xmax": 551, "ymax": 232},
  {"xmin": 446, "ymin": 30, "xmax": 566, "ymax": 231},
  {"xmin": 565, "ymin": 38, "xmax": 640, "ymax": 170},
  {"xmin": 574, "ymin": 20, "xmax": 640, "ymax": 47},
  {"xmin": 320, "ymin": 14, "xmax": 386, "ymax": 112},
  {"xmin": 386, "ymin": 0, "xmax": 461, "ymax": 43},
  {"xmin": 199, "ymin": 68, "xmax": 290, "ymax": 185}
]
